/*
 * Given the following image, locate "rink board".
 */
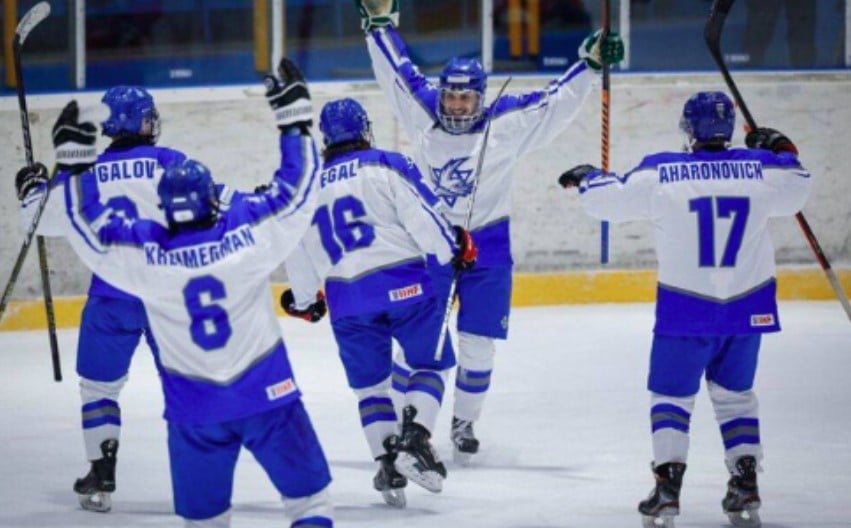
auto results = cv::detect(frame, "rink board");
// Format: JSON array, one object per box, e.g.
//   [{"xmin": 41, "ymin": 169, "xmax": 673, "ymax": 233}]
[{"xmin": 2, "ymin": 267, "xmax": 849, "ymax": 331}]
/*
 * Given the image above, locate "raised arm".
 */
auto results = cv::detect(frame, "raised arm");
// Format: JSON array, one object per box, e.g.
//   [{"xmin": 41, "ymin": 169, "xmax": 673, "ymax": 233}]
[
  {"xmin": 489, "ymin": 30, "xmax": 624, "ymax": 155},
  {"xmin": 365, "ymin": 24, "xmax": 441, "ymax": 136}
]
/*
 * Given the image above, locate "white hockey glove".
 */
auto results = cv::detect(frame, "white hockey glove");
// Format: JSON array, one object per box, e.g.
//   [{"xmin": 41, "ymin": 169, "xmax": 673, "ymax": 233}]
[
  {"xmin": 264, "ymin": 57, "xmax": 313, "ymax": 133},
  {"xmin": 353, "ymin": 0, "xmax": 399, "ymax": 31},
  {"xmin": 52, "ymin": 100, "xmax": 98, "ymax": 172},
  {"xmin": 578, "ymin": 29, "xmax": 625, "ymax": 71}
]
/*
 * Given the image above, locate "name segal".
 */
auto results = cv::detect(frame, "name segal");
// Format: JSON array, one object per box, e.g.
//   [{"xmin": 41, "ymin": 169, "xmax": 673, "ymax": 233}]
[
  {"xmin": 144, "ymin": 227, "xmax": 256, "ymax": 267},
  {"xmin": 658, "ymin": 161, "xmax": 763, "ymax": 183}
]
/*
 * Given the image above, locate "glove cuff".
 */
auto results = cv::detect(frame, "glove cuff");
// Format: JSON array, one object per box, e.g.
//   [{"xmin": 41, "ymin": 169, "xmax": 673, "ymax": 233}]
[
  {"xmin": 361, "ymin": 13, "xmax": 398, "ymax": 31},
  {"xmin": 55, "ymin": 142, "xmax": 98, "ymax": 168},
  {"xmin": 271, "ymin": 97, "xmax": 313, "ymax": 128}
]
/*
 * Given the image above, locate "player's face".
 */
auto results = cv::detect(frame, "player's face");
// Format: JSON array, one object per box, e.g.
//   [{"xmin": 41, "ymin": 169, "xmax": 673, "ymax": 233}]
[{"xmin": 441, "ymin": 89, "xmax": 480, "ymax": 117}]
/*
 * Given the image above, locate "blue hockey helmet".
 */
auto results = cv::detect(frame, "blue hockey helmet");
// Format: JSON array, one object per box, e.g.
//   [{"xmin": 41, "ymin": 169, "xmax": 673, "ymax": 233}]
[
  {"xmin": 438, "ymin": 57, "xmax": 487, "ymax": 134},
  {"xmin": 157, "ymin": 159, "xmax": 218, "ymax": 228},
  {"xmin": 679, "ymin": 91, "xmax": 735, "ymax": 146},
  {"xmin": 319, "ymin": 98, "xmax": 372, "ymax": 147},
  {"xmin": 101, "ymin": 85, "xmax": 160, "ymax": 141}
]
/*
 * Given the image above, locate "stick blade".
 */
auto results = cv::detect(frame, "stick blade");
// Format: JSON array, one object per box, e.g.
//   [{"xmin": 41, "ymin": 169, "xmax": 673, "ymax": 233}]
[{"xmin": 15, "ymin": 2, "xmax": 51, "ymax": 46}]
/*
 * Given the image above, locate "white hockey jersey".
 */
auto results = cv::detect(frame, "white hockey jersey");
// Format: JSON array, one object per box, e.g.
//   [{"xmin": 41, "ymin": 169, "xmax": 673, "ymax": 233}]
[
  {"xmin": 25, "ymin": 134, "xmax": 320, "ymax": 424},
  {"xmin": 367, "ymin": 25, "xmax": 599, "ymax": 267},
  {"xmin": 579, "ymin": 147, "xmax": 812, "ymax": 335},
  {"xmin": 285, "ymin": 147, "xmax": 458, "ymax": 321},
  {"xmin": 25, "ymin": 143, "xmax": 187, "ymax": 300}
]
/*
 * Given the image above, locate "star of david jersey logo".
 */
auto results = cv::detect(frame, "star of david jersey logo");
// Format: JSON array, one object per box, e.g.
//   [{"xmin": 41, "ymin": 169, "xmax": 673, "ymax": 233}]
[{"xmin": 430, "ymin": 157, "xmax": 474, "ymax": 207}]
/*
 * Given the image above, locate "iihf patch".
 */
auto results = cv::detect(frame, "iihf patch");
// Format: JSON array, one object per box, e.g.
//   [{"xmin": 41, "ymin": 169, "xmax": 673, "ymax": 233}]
[
  {"xmin": 750, "ymin": 313, "xmax": 775, "ymax": 327},
  {"xmin": 388, "ymin": 283, "xmax": 423, "ymax": 301},
  {"xmin": 265, "ymin": 378, "xmax": 296, "ymax": 401}
]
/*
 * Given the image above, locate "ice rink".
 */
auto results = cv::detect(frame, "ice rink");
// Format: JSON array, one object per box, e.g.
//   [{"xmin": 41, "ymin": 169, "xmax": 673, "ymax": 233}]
[{"xmin": 1, "ymin": 301, "xmax": 849, "ymax": 528}]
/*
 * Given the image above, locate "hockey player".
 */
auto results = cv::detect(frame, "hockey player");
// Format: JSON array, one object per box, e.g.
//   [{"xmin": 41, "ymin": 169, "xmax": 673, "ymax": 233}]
[
  {"xmin": 354, "ymin": 0, "xmax": 625, "ymax": 463},
  {"xmin": 19, "ymin": 86, "xmax": 191, "ymax": 512},
  {"xmin": 557, "ymin": 91, "xmax": 811, "ymax": 528},
  {"xmin": 16, "ymin": 61, "xmax": 333, "ymax": 528},
  {"xmin": 281, "ymin": 97, "xmax": 477, "ymax": 506}
]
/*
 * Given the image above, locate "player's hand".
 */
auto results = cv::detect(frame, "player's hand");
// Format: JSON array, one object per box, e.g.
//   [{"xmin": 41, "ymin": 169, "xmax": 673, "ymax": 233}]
[
  {"xmin": 451, "ymin": 226, "xmax": 478, "ymax": 272},
  {"xmin": 15, "ymin": 162, "xmax": 49, "ymax": 201},
  {"xmin": 280, "ymin": 289, "xmax": 327, "ymax": 323},
  {"xmin": 52, "ymin": 100, "xmax": 98, "ymax": 172},
  {"xmin": 264, "ymin": 58, "xmax": 313, "ymax": 133},
  {"xmin": 578, "ymin": 29, "xmax": 624, "ymax": 71},
  {"xmin": 354, "ymin": 0, "xmax": 399, "ymax": 32},
  {"xmin": 558, "ymin": 164, "xmax": 599, "ymax": 188},
  {"xmin": 745, "ymin": 127, "xmax": 798, "ymax": 155}
]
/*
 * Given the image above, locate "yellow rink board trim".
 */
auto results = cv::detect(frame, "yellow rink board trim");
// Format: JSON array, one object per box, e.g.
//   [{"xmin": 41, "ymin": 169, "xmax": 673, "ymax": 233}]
[{"xmin": 2, "ymin": 267, "xmax": 849, "ymax": 332}]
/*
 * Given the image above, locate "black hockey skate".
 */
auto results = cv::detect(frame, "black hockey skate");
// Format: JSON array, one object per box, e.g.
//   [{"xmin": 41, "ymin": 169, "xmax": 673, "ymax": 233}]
[
  {"xmin": 73, "ymin": 439, "xmax": 119, "ymax": 513},
  {"xmin": 638, "ymin": 462, "xmax": 686, "ymax": 528},
  {"xmin": 722, "ymin": 456, "xmax": 762, "ymax": 527},
  {"xmin": 450, "ymin": 417, "xmax": 479, "ymax": 466},
  {"xmin": 373, "ymin": 434, "xmax": 407, "ymax": 508},
  {"xmin": 394, "ymin": 406, "xmax": 447, "ymax": 493}
]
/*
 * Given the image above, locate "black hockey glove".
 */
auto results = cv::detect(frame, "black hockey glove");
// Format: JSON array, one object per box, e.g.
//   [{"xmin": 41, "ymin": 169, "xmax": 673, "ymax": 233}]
[
  {"xmin": 745, "ymin": 127, "xmax": 798, "ymax": 155},
  {"xmin": 52, "ymin": 100, "xmax": 98, "ymax": 172},
  {"xmin": 354, "ymin": 0, "xmax": 400, "ymax": 32},
  {"xmin": 264, "ymin": 57, "xmax": 313, "ymax": 134},
  {"xmin": 15, "ymin": 162, "xmax": 49, "ymax": 201},
  {"xmin": 280, "ymin": 289, "xmax": 327, "ymax": 323},
  {"xmin": 558, "ymin": 164, "xmax": 599, "ymax": 188},
  {"xmin": 451, "ymin": 226, "xmax": 478, "ymax": 272},
  {"xmin": 254, "ymin": 183, "xmax": 271, "ymax": 194}
]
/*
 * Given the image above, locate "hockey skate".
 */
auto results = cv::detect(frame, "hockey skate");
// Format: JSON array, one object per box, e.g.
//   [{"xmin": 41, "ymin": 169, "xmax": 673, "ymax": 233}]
[
  {"xmin": 722, "ymin": 456, "xmax": 762, "ymax": 527},
  {"xmin": 73, "ymin": 439, "xmax": 119, "ymax": 513},
  {"xmin": 373, "ymin": 434, "xmax": 407, "ymax": 508},
  {"xmin": 638, "ymin": 462, "xmax": 686, "ymax": 528},
  {"xmin": 394, "ymin": 406, "xmax": 447, "ymax": 493},
  {"xmin": 450, "ymin": 417, "xmax": 479, "ymax": 465}
]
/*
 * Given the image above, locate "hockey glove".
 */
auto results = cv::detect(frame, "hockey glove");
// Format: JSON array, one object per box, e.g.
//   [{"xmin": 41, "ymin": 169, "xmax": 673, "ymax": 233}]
[
  {"xmin": 745, "ymin": 127, "xmax": 798, "ymax": 155},
  {"xmin": 264, "ymin": 57, "xmax": 313, "ymax": 134},
  {"xmin": 280, "ymin": 289, "xmax": 327, "ymax": 323},
  {"xmin": 558, "ymin": 164, "xmax": 599, "ymax": 189},
  {"xmin": 354, "ymin": 0, "xmax": 399, "ymax": 31},
  {"xmin": 578, "ymin": 29, "xmax": 624, "ymax": 71},
  {"xmin": 451, "ymin": 226, "xmax": 478, "ymax": 272},
  {"xmin": 52, "ymin": 100, "xmax": 98, "ymax": 172},
  {"xmin": 15, "ymin": 162, "xmax": 49, "ymax": 201}
]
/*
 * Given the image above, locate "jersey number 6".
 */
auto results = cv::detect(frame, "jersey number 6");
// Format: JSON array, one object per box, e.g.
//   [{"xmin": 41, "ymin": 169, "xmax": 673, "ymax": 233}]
[{"xmin": 183, "ymin": 275, "xmax": 233, "ymax": 350}]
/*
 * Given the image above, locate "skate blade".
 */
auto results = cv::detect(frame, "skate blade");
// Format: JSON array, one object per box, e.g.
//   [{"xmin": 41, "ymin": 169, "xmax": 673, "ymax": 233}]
[
  {"xmin": 727, "ymin": 509, "xmax": 761, "ymax": 527},
  {"xmin": 381, "ymin": 488, "xmax": 406, "ymax": 508},
  {"xmin": 453, "ymin": 449, "xmax": 474, "ymax": 466},
  {"xmin": 78, "ymin": 492, "xmax": 112, "ymax": 513},
  {"xmin": 641, "ymin": 513, "xmax": 676, "ymax": 528},
  {"xmin": 395, "ymin": 453, "xmax": 444, "ymax": 493}
]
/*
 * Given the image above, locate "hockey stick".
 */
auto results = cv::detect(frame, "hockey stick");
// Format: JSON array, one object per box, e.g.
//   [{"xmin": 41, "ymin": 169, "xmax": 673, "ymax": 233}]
[
  {"xmin": 705, "ymin": 0, "xmax": 851, "ymax": 323},
  {"xmin": 435, "ymin": 76, "xmax": 512, "ymax": 361},
  {"xmin": 599, "ymin": 0, "xmax": 611, "ymax": 264},
  {"xmin": 0, "ymin": 1, "xmax": 63, "ymax": 381}
]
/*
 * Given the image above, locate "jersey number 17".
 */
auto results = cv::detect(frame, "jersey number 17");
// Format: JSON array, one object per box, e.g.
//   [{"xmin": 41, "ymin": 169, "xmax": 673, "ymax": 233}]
[{"xmin": 689, "ymin": 196, "xmax": 750, "ymax": 268}]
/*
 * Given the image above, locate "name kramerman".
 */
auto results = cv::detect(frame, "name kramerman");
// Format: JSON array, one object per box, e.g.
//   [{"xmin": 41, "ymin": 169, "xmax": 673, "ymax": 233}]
[{"xmin": 144, "ymin": 227, "xmax": 256, "ymax": 267}]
